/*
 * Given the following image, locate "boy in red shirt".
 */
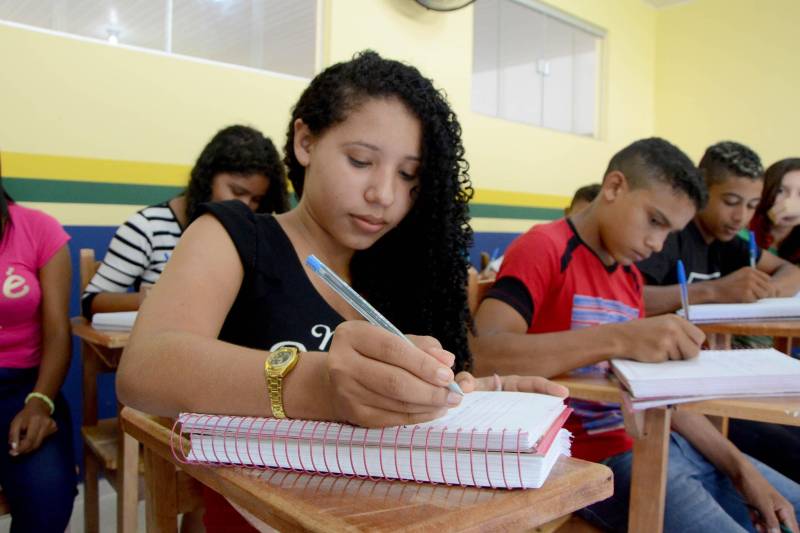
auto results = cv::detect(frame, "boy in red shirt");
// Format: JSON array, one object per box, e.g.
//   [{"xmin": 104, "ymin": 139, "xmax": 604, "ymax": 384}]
[{"xmin": 472, "ymin": 138, "xmax": 800, "ymax": 532}]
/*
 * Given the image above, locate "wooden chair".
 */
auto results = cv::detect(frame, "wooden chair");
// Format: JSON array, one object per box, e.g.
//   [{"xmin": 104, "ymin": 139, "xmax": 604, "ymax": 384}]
[
  {"xmin": 466, "ymin": 267, "xmax": 495, "ymax": 317},
  {"xmin": 78, "ymin": 248, "xmax": 142, "ymax": 533}
]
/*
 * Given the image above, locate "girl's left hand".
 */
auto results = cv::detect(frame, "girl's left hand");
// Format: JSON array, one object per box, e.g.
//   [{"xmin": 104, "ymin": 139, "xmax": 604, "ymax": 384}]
[
  {"xmin": 8, "ymin": 401, "xmax": 57, "ymax": 456},
  {"xmin": 455, "ymin": 372, "xmax": 569, "ymax": 398}
]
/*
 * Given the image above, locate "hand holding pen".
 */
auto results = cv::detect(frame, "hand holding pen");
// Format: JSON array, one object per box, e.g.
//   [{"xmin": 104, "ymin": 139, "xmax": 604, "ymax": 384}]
[{"xmin": 306, "ymin": 255, "xmax": 465, "ymax": 427}]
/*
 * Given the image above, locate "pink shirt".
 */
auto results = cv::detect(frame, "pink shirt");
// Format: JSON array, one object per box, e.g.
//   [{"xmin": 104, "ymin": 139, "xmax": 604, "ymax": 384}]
[{"xmin": 0, "ymin": 203, "xmax": 70, "ymax": 368}]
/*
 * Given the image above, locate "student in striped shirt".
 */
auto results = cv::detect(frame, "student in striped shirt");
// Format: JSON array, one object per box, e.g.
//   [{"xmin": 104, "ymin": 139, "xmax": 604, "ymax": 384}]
[{"xmin": 82, "ymin": 125, "xmax": 289, "ymax": 316}]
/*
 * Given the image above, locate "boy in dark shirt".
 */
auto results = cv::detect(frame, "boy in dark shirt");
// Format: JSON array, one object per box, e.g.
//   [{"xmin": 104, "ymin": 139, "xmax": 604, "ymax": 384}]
[
  {"xmin": 638, "ymin": 141, "xmax": 800, "ymax": 317},
  {"xmin": 472, "ymin": 138, "xmax": 800, "ymax": 532},
  {"xmin": 637, "ymin": 141, "xmax": 800, "ymax": 484}
]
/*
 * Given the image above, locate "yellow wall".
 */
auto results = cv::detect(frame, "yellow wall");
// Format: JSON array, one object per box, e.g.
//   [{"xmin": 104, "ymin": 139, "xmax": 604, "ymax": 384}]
[
  {"xmin": 655, "ymin": 0, "xmax": 800, "ymax": 166},
  {"xmin": 0, "ymin": 22, "xmax": 307, "ymax": 167}
]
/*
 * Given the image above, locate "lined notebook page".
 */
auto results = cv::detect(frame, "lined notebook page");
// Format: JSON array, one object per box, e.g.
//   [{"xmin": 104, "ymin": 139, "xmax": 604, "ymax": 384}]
[
  {"xmin": 612, "ymin": 349, "xmax": 800, "ymax": 398},
  {"xmin": 179, "ymin": 391, "xmax": 567, "ymax": 453},
  {"xmin": 677, "ymin": 297, "xmax": 800, "ymax": 323}
]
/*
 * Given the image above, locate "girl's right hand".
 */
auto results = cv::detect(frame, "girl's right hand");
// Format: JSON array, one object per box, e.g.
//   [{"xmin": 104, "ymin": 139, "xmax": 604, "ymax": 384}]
[{"xmin": 325, "ymin": 321, "xmax": 462, "ymax": 428}]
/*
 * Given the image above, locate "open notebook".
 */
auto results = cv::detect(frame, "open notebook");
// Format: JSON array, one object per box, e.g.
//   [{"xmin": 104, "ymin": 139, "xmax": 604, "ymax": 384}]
[
  {"xmin": 676, "ymin": 297, "xmax": 800, "ymax": 323},
  {"xmin": 611, "ymin": 349, "xmax": 800, "ymax": 408},
  {"xmin": 91, "ymin": 311, "xmax": 137, "ymax": 331},
  {"xmin": 173, "ymin": 391, "xmax": 572, "ymax": 489}
]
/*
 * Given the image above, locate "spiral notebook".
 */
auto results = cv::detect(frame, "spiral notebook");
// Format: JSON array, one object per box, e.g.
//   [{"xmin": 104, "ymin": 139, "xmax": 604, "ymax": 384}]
[
  {"xmin": 172, "ymin": 391, "xmax": 573, "ymax": 489},
  {"xmin": 676, "ymin": 297, "xmax": 800, "ymax": 323},
  {"xmin": 611, "ymin": 349, "xmax": 800, "ymax": 409}
]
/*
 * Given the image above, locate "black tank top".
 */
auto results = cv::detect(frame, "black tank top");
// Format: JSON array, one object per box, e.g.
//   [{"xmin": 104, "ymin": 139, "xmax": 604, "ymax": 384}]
[{"xmin": 199, "ymin": 200, "xmax": 344, "ymax": 353}]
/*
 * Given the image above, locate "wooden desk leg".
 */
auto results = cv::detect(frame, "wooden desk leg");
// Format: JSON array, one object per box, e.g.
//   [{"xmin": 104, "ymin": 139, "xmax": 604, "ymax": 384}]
[
  {"xmin": 118, "ymin": 428, "xmax": 140, "ymax": 533},
  {"xmin": 706, "ymin": 415, "xmax": 729, "ymax": 438},
  {"xmin": 144, "ymin": 446, "xmax": 179, "ymax": 532},
  {"xmin": 82, "ymin": 343, "xmax": 100, "ymax": 533},
  {"xmin": 775, "ymin": 336, "xmax": 790, "ymax": 355},
  {"xmin": 628, "ymin": 408, "xmax": 671, "ymax": 533}
]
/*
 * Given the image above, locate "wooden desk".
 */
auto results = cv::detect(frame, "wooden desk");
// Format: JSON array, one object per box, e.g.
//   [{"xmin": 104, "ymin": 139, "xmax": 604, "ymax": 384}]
[
  {"xmin": 70, "ymin": 317, "xmax": 136, "ymax": 533},
  {"xmin": 697, "ymin": 320, "xmax": 800, "ymax": 354},
  {"xmin": 554, "ymin": 375, "xmax": 800, "ymax": 533},
  {"xmin": 121, "ymin": 407, "xmax": 613, "ymax": 532}
]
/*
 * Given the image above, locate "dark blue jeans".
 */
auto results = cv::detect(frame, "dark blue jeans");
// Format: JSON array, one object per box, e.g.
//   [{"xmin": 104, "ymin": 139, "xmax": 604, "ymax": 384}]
[{"xmin": 0, "ymin": 367, "xmax": 77, "ymax": 533}]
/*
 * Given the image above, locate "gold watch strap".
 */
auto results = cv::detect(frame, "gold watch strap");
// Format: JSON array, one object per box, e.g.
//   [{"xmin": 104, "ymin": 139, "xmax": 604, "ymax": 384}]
[
  {"xmin": 269, "ymin": 370, "xmax": 286, "ymax": 419},
  {"xmin": 265, "ymin": 357, "xmax": 287, "ymax": 419}
]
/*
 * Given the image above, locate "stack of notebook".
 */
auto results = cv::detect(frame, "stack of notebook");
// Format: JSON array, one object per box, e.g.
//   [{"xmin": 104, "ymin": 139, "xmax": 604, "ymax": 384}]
[
  {"xmin": 173, "ymin": 391, "xmax": 572, "ymax": 489},
  {"xmin": 91, "ymin": 311, "xmax": 137, "ymax": 331},
  {"xmin": 611, "ymin": 349, "xmax": 800, "ymax": 409},
  {"xmin": 677, "ymin": 297, "xmax": 800, "ymax": 323}
]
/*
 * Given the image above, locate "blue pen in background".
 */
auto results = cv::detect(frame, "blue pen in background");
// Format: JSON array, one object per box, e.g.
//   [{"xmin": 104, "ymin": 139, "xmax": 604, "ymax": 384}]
[
  {"xmin": 677, "ymin": 259, "xmax": 690, "ymax": 321},
  {"xmin": 306, "ymin": 254, "xmax": 465, "ymax": 396},
  {"xmin": 748, "ymin": 230, "xmax": 758, "ymax": 268}
]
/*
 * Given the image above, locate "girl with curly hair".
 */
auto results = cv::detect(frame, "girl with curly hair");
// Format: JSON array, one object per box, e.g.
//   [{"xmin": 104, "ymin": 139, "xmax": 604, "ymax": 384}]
[
  {"xmin": 117, "ymin": 51, "xmax": 565, "ymax": 532},
  {"xmin": 82, "ymin": 124, "xmax": 289, "ymax": 315}
]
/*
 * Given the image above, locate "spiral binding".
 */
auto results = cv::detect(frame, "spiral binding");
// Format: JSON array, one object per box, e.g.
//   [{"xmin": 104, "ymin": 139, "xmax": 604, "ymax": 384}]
[{"xmin": 170, "ymin": 413, "xmax": 565, "ymax": 489}]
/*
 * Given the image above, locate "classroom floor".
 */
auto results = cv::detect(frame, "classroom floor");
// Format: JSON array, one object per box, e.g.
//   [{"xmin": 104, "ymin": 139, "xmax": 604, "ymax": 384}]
[{"xmin": 0, "ymin": 479, "xmax": 146, "ymax": 533}]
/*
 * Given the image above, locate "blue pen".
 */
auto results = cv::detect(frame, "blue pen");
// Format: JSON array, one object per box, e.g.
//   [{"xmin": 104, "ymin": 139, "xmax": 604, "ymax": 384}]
[
  {"xmin": 748, "ymin": 230, "xmax": 758, "ymax": 268},
  {"xmin": 490, "ymin": 247, "xmax": 500, "ymax": 262},
  {"xmin": 305, "ymin": 254, "xmax": 464, "ymax": 396},
  {"xmin": 677, "ymin": 259, "xmax": 690, "ymax": 321}
]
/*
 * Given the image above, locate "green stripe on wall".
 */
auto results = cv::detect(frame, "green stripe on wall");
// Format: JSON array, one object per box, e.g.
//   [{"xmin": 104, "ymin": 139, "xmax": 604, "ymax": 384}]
[
  {"xmin": 469, "ymin": 204, "xmax": 563, "ymax": 220},
  {"xmin": 5, "ymin": 177, "xmax": 563, "ymax": 221},
  {"xmin": 4, "ymin": 177, "xmax": 183, "ymax": 205}
]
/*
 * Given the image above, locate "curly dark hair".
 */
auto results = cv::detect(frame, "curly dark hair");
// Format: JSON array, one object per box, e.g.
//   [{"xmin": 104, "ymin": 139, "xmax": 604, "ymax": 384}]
[
  {"xmin": 283, "ymin": 50, "xmax": 475, "ymax": 372},
  {"xmin": 699, "ymin": 140, "xmax": 764, "ymax": 187},
  {"xmin": 751, "ymin": 158, "xmax": 800, "ymax": 262},
  {"xmin": 606, "ymin": 137, "xmax": 707, "ymax": 210},
  {"xmin": 185, "ymin": 125, "xmax": 290, "ymax": 223}
]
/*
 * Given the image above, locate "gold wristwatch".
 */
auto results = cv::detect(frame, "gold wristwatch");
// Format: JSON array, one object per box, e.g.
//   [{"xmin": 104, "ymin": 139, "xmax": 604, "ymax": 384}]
[{"xmin": 264, "ymin": 346, "xmax": 300, "ymax": 418}]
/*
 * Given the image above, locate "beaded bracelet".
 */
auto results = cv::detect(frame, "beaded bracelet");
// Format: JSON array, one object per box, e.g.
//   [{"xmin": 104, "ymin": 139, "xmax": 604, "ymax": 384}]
[{"xmin": 25, "ymin": 392, "xmax": 55, "ymax": 415}]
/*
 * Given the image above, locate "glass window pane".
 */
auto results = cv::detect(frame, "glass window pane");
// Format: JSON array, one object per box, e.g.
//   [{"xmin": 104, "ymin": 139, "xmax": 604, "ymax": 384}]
[
  {"xmin": 572, "ymin": 29, "xmax": 598, "ymax": 136},
  {"xmin": 172, "ymin": 0, "xmax": 316, "ymax": 78},
  {"xmin": 0, "ymin": 0, "xmax": 317, "ymax": 79},
  {"xmin": 471, "ymin": 0, "xmax": 603, "ymax": 137},
  {"xmin": 0, "ymin": 0, "xmax": 166, "ymax": 49}
]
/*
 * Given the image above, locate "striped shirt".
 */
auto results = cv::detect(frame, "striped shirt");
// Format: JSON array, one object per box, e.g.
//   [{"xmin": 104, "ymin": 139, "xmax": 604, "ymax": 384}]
[{"xmin": 81, "ymin": 203, "xmax": 182, "ymax": 315}]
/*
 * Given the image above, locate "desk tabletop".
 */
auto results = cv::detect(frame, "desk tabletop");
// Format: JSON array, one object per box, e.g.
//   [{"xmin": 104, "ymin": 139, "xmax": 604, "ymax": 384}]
[
  {"xmin": 71, "ymin": 316, "xmax": 130, "ymax": 349},
  {"xmin": 554, "ymin": 375, "xmax": 800, "ymax": 427},
  {"xmin": 697, "ymin": 320, "xmax": 800, "ymax": 337},
  {"xmin": 122, "ymin": 407, "xmax": 613, "ymax": 532}
]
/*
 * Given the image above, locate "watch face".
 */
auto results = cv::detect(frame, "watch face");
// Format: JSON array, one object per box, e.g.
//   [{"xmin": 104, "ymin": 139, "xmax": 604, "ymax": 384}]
[{"xmin": 271, "ymin": 349, "xmax": 294, "ymax": 367}]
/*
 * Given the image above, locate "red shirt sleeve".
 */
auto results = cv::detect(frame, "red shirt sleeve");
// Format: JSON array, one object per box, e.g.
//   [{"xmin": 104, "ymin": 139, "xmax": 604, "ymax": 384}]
[{"xmin": 495, "ymin": 227, "xmax": 560, "ymax": 326}]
